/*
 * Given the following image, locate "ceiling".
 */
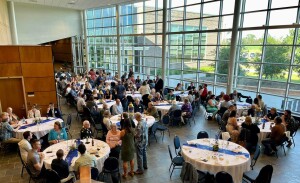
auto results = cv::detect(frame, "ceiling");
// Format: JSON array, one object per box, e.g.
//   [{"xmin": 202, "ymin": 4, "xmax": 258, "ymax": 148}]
[{"xmin": 7, "ymin": 0, "xmax": 144, "ymax": 10}]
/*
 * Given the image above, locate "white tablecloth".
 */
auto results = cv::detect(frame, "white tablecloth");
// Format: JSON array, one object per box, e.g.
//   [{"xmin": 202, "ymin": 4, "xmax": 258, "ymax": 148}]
[
  {"xmin": 182, "ymin": 139, "xmax": 251, "ymax": 183},
  {"xmin": 44, "ymin": 139, "xmax": 110, "ymax": 171},
  {"xmin": 154, "ymin": 101, "xmax": 183, "ymax": 117},
  {"xmin": 15, "ymin": 117, "xmax": 64, "ymax": 139},
  {"xmin": 109, "ymin": 114, "xmax": 155, "ymax": 128},
  {"xmin": 105, "ymin": 80, "xmax": 117, "ymax": 84},
  {"xmin": 237, "ymin": 117, "xmax": 271, "ymax": 142},
  {"xmin": 97, "ymin": 100, "xmax": 116, "ymax": 109},
  {"xmin": 235, "ymin": 102, "xmax": 251, "ymax": 116},
  {"xmin": 126, "ymin": 91, "xmax": 142, "ymax": 100},
  {"xmin": 173, "ymin": 91, "xmax": 189, "ymax": 101}
]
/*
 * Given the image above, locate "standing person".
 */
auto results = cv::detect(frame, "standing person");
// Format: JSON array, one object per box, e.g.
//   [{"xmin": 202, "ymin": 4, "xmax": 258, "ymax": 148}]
[
  {"xmin": 27, "ymin": 139, "xmax": 46, "ymax": 179},
  {"xmin": 200, "ymin": 84, "xmax": 208, "ymax": 102},
  {"xmin": 138, "ymin": 81, "xmax": 151, "ymax": 96},
  {"xmin": 47, "ymin": 103, "xmax": 62, "ymax": 119},
  {"xmin": 281, "ymin": 110, "xmax": 296, "ymax": 147},
  {"xmin": 18, "ymin": 131, "xmax": 32, "ymax": 162},
  {"xmin": 128, "ymin": 68, "xmax": 134, "ymax": 78},
  {"xmin": 120, "ymin": 119, "xmax": 135, "ymax": 178},
  {"xmin": 134, "ymin": 113, "xmax": 148, "ymax": 174},
  {"xmin": 106, "ymin": 123, "xmax": 122, "ymax": 159},
  {"xmin": 154, "ymin": 75, "xmax": 164, "ymax": 94}
]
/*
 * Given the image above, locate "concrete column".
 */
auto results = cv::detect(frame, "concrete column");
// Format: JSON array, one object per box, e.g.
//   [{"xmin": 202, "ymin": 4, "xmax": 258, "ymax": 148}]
[
  {"xmin": 82, "ymin": 10, "xmax": 89, "ymax": 72},
  {"xmin": 116, "ymin": 5, "xmax": 121, "ymax": 80},
  {"xmin": 7, "ymin": 1, "xmax": 18, "ymax": 44},
  {"xmin": 227, "ymin": 0, "xmax": 241, "ymax": 94},
  {"xmin": 161, "ymin": 0, "xmax": 167, "ymax": 83}
]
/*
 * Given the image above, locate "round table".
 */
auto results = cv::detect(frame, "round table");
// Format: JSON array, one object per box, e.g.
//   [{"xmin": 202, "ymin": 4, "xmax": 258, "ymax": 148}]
[
  {"xmin": 15, "ymin": 117, "xmax": 64, "ymax": 139},
  {"xmin": 237, "ymin": 117, "xmax": 272, "ymax": 143},
  {"xmin": 109, "ymin": 114, "xmax": 155, "ymax": 128},
  {"xmin": 154, "ymin": 101, "xmax": 183, "ymax": 117},
  {"xmin": 96, "ymin": 100, "xmax": 116, "ymax": 109},
  {"xmin": 43, "ymin": 139, "xmax": 110, "ymax": 171},
  {"xmin": 105, "ymin": 80, "xmax": 117, "ymax": 84},
  {"xmin": 182, "ymin": 138, "xmax": 251, "ymax": 183},
  {"xmin": 126, "ymin": 91, "xmax": 142, "ymax": 100},
  {"xmin": 174, "ymin": 91, "xmax": 189, "ymax": 101}
]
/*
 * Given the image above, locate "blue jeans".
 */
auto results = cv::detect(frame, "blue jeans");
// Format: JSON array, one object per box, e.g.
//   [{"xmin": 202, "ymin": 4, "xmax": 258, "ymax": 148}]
[{"xmin": 136, "ymin": 144, "xmax": 147, "ymax": 172}]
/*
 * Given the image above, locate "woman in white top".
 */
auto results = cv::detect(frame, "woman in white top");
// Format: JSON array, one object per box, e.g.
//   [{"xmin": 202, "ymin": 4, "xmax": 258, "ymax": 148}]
[
  {"xmin": 103, "ymin": 110, "xmax": 112, "ymax": 130},
  {"xmin": 27, "ymin": 105, "xmax": 41, "ymax": 118},
  {"xmin": 18, "ymin": 131, "xmax": 32, "ymax": 162},
  {"xmin": 138, "ymin": 81, "xmax": 151, "ymax": 96}
]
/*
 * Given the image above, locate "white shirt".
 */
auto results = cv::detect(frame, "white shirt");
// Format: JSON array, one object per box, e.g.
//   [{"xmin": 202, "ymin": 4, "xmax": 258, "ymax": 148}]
[
  {"xmin": 139, "ymin": 85, "xmax": 151, "ymax": 96},
  {"xmin": 112, "ymin": 104, "xmax": 123, "ymax": 115},
  {"xmin": 18, "ymin": 139, "xmax": 32, "ymax": 162},
  {"xmin": 77, "ymin": 97, "xmax": 86, "ymax": 112},
  {"xmin": 27, "ymin": 110, "xmax": 41, "ymax": 118}
]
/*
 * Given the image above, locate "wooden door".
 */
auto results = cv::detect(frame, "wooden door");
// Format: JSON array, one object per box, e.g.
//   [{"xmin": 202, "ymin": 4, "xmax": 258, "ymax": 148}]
[{"xmin": 0, "ymin": 78, "xmax": 26, "ymax": 118}]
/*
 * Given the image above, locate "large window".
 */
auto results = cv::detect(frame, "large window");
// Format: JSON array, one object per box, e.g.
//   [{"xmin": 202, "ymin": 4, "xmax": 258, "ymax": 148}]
[{"xmin": 85, "ymin": 0, "xmax": 300, "ymax": 115}]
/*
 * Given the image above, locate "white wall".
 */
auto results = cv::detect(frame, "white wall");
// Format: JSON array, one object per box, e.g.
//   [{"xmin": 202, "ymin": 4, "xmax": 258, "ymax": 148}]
[
  {"xmin": 13, "ymin": 2, "xmax": 82, "ymax": 45},
  {"xmin": 0, "ymin": 0, "xmax": 12, "ymax": 45}
]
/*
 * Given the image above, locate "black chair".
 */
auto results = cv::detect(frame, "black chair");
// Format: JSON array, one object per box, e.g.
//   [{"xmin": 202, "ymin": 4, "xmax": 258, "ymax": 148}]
[
  {"xmin": 275, "ymin": 136, "xmax": 287, "ymax": 158},
  {"xmin": 149, "ymin": 122, "xmax": 158, "ymax": 145},
  {"xmin": 197, "ymin": 131, "xmax": 209, "ymax": 139},
  {"xmin": 184, "ymin": 109, "xmax": 196, "ymax": 127},
  {"xmin": 65, "ymin": 114, "xmax": 72, "ymax": 139},
  {"xmin": 218, "ymin": 107, "xmax": 227, "ymax": 117},
  {"xmin": 220, "ymin": 120, "xmax": 227, "ymax": 132},
  {"xmin": 75, "ymin": 105, "xmax": 84, "ymax": 121},
  {"xmin": 156, "ymin": 120, "xmax": 170, "ymax": 142},
  {"xmin": 17, "ymin": 147, "xmax": 26, "ymax": 177},
  {"xmin": 250, "ymin": 145, "xmax": 261, "ymax": 170},
  {"xmin": 126, "ymin": 95, "xmax": 134, "ymax": 104},
  {"xmin": 142, "ymin": 94, "xmax": 150, "ymax": 107},
  {"xmin": 215, "ymin": 113, "xmax": 222, "ymax": 126},
  {"xmin": 290, "ymin": 120, "xmax": 299, "ymax": 147},
  {"xmin": 176, "ymin": 95, "xmax": 181, "ymax": 101},
  {"xmin": 24, "ymin": 164, "xmax": 40, "ymax": 183},
  {"xmin": 91, "ymin": 167, "xmax": 99, "ymax": 180},
  {"xmin": 215, "ymin": 171, "xmax": 233, "ymax": 183},
  {"xmin": 171, "ymin": 109, "xmax": 182, "ymax": 126},
  {"xmin": 243, "ymin": 164, "xmax": 273, "ymax": 183},
  {"xmin": 173, "ymin": 135, "xmax": 181, "ymax": 156},
  {"xmin": 168, "ymin": 145, "xmax": 184, "ymax": 179},
  {"xmin": 98, "ymin": 157, "xmax": 121, "ymax": 183},
  {"xmin": 83, "ymin": 107, "xmax": 103, "ymax": 138},
  {"xmin": 45, "ymin": 169, "xmax": 61, "ymax": 183}
]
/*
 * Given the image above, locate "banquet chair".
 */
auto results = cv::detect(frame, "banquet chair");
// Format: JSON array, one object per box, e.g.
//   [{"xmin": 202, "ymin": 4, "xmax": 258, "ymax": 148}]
[
  {"xmin": 197, "ymin": 131, "xmax": 209, "ymax": 139},
  {"xmin": 148, "ymin": 122, "xmax": 158, "ymax": 145},
  {"xmin": 65, "ymin": 114, "xmax": 72, "ymax": 139},
  {"xmin": 243, "ymin": 164, "xmax": 273, "ymax": 183},
  {"xmin": 250, "ymin": 145, "xmax": 261, "ymax": 170},
  {"xmin": 98, "ymin": 157, "xmax": 121, "ymax": 183},
  {"xmin": 274, "ymin": 136, "xmax": 287, "ymax": 158},
  {"xmin": 45, "ymin": 169, "xmax": 61, "ymax": 183},
  {"xmin": 168, "ymin": 145, "xmax": 184, "ymax": 179},
  {"xmin": 17, "ymin": 147, "xmax": 26, "ymax": 177},
  {"xmin": 173, "ymin": 135, "xmax": 182, "ymax": 156},
  {"xmin": 215, "ymin": 171, "xmax": 233, "ymax": 183},
  {"xmin": 156, "ymin": 119, "xmax": 170, "ymax": 142},
  {"xmin": 24, "ymin": 164, "xmax": 40, "ymax": 183},
  {"xmin": 91, "ymin": 167, "xmax": 99, "ymax": 180},
  {"xmin": 184, "ymin": 108, "xmax": 196, "ymax": 127},
  {"xmin": 218, "ymin": 107, "xmax": 227, "ymax": 118},
  {"xmin": 290, "ymin": 120, "xmax": 299, "ymax": 147},
  {"xmin": 171, "ymin": 109, "xmax": 182, "ymax": 126},
  {"xmin": 215, "ymin": 113, "xmax": 222, "ymax": 126},
  {"xmin": 83, "ymin": 107, "xmax": 103, "ymax": 138}
]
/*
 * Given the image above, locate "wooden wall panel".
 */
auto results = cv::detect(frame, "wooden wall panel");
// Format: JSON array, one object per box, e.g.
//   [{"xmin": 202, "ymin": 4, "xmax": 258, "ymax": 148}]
[
  {"xmin": 26, "ymin": 91, "xmax": 57, "ymax": 106},
  {"xmin": 24, "ymin": 77, "xmax": 56, "ymax": 92},
  {"xmin": 0, "ymin": 46, "xmax": 20, "ymax": 63},
  {"xmin": 19, "ymin": 46, "xmax": 52, "ymax": 63},
  {"xmin": 21, "ymin": 63, "xmax": 54, "ymax": 77},
  {"xmin": 0, "ymin": 63, "xmax": 22, "ymax": 77}
]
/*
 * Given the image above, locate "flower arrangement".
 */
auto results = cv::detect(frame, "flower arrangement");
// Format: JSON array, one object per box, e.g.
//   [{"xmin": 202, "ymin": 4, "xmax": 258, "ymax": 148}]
[{"xmin": 34, "ymin": 117, "xmax": 42, "ymax": 124}]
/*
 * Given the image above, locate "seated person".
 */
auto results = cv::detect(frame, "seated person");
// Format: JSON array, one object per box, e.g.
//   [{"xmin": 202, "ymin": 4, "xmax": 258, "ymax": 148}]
[
  {"xmin": 48, "ymin": 121, "xmax": 67, "ymax": 145},
  {"xmin": 74, "ymin": 144, "xmax": 97, "ymax": 173},
  {"xmin": 134, "ymin": 98, "xmax": 144, "ymax": 113},
  {"xmin": 166, "ymin": 90, "xmax": 176, "ymax": 101},
  {"xmin": 152, "ymin": 92, "xmax": 163, "ymax": 102},
  {"xmin": 187, "ymin": 82, "xmax": 195, "ymax": 91},
  {"xmin": 167, "ymin": 100, "xmax": 180, "ymax": 115},
  {"xmin": 86, "ymin": 96, "xmax": 102, "ymax": 122},
  {"xmin": 100, "ymin": 103, "xmax": 109, "ymax": 116},
  {"xmin": 281, "ymin": 110, "xmax": 296, "ymax": 147},
  {"xmin": 103, "ymin": 110, "xmax": 112, "ymax": 130},
  {"xmin": 240, "ymin": 117, "xmax": 260, "ymax": 152},
  {"xmin": 112, "ymin": 99, "xmax": 123, "ymax": 115},
  {"xmin": 120, "ymin": 112, "xmax": 135, "ymax": 130},
  {"xmin": 145, "ymin": 102, "xmax": 160, "ymax": 121},
  {"xmin": 104, "ymin": 89, "xmax": 113, "ymax": 100},
  {"xmin": 106, "ymin": 123, "xmax": 122, "ymax": 159},
  {"xmin": 175, "ymin": 83, "xmax": 182, "ymax": 91},
  {"xmin": 0, "ymin": 112, "xmax": 20, "ymax": 143},
  {"xmin": 47, "ymin": 103, "xmax": 62, "ymax": 119},
  {"xmin": 262, "ymin": 117, "xmax": 286, "ymax": 155},
  {"xmin": 220, "ymin": 95, "xmax": 232, "ymax": 109},
  {"xmin": 226, "ymin": 111, "xmax": 240, "ymax": 143},
  {"xmin": 51, "ymin": 149, "xmax": 69, "ymax": 180},
  {"xmin": 80, "ymin": 120, "xmax": 93, "ymax": 139},
  {"xmin": 222, "ymin": 105, "xmax": 236, "ymax": 123},
  {"xmin": 7, "ymin": 107, "xmax": 19, "ymax": 125},
  {"xmin": 248, "ymin": 104, "xmax": 260, "ymax": 117},
  {"xmin": 206, "ymin": 95, "xmax": 219, "ymax": 116},
  {"xmin": 265, "ymin": 107, "xmax": 278, "ymax": 121},
  {"xmin": 229, "ymin": 90, "xmax": 250, "ymax": 102},
  {"xmin": 181, "ymin": 98, "xmax": 193, "ymax": 118},
  {"xmin": 18, "ymin": 131, "xmax": 32, "ymax": 162},
  {"xmin": 215, "ymin": 92, "xmax": 225, "ymax": 102},
  {"xmin": 27, "ymin": 139, "xmax": 46, "ymax": 178},
  {"xmin": 27, "ymin": 104, "xmax": 41, "ymax": 118},
  {"xmin": 187, "ymin": 90, "xmax": 195, "ymax": 103},
  {"xmin": 77, "ymin": 93, "xmax": 86, "ymax": 113}
]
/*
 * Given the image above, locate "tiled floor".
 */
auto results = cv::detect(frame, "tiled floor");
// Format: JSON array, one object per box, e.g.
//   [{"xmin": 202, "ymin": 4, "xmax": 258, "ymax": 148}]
[{"xmin": 1, "ymin": 99, "xmax": 299, "ymax": 183}]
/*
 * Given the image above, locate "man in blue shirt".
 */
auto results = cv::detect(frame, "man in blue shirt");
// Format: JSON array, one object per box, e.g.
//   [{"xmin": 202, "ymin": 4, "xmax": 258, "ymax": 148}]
[
  {"xmin": 114, "ymin": 81, "xmax": 126, "ymax": 100},
  {"xmin": 0, "ymin": 112, "xmax": 20, "ymax": 143}
]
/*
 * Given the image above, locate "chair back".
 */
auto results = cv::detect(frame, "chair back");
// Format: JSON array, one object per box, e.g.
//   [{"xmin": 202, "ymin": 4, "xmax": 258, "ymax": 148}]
[
  {"xmin": 219, "ymin": 107, "xmax": 227, "ymax": 117},
  {"xmin": 173, "ymin": 109, "xmax": 182, "ymax": 118},
  {"xmin": 67, "ymin": 114, "xmax": 72, "ymax": 127},
  {"xmin": 197, "ymin": 131, "xmax": 209, "ymax": 139},
  {"xmin": 292, "ymin": 120, "xmax": 300, "ymax": 137},
  {"xmin": 109, "ymin": 105, "xmax": 113, "ymax": 114},
  {"xmin": 103, "ymin": 157, "xmax": 119, "ymax": 173},
  {"xmin": 45, "ymin": 169, "xmax": 61, "ymax": 183},
  {"xmin": 91, "ymin": 167, "xmax": 99, "ymax": 180},
  {"xmin": 176, "ymin": 96, "xmax": 181, "ymax": 101},
  {"xmin": 251, "ymin": 145, "xmax": 261, "ymax": 169},
  {"xmin": 167, "ymin": 145, "xmax": 173, "ymax": 160},
  {"xmin": 17, "ymin": 147, "xmax": 26, "ymax": 166},
  {"xmin": 151, "ymin": 122, "xmax": 158, "ymax": 134},
  {"xmin": 255, "ymin": 165, "xmax": 273, "ymax": 183},
  {"xmin": 173, "ymin": 135, "xmax": 181, "ymax": 155},
  {"xmin": 215, "ymin": 171, "xmax": 233, "ymax": 183},
  {"xmin": 162, "ymin": 115, "xmax": 170, "ymax": 125},
  {"xmin": 215, "ymin": 113, "xmax": 222, "ymax": 126},
  {"xmin": 163, "ymin": 88, "xmax": 169, "ymax": 96}
]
